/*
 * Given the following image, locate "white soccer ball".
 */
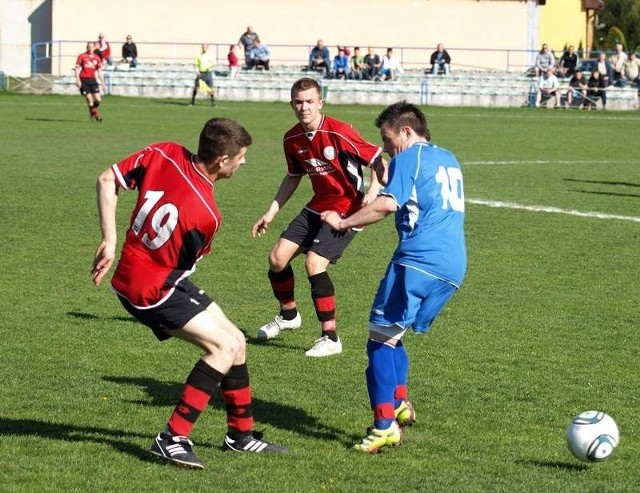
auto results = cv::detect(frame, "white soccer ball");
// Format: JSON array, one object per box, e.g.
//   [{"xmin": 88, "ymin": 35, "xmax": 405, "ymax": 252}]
[{"xmin": 566, "ymin": 410, "xmax": 619, "ymax": 462}]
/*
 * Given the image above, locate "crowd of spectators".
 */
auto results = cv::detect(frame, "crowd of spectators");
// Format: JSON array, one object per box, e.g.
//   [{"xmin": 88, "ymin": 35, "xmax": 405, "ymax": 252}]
[
  {"xmin": 305, "ymin": 44, "xmax": 410, "ymax": 81},
  {"xmin": 87, "ymin": 28, "xmax": 640, "ymax": 109},
  {"xmin": 91, "ymin": 27, "xmax": 456, "ymax": 83},
  {"xmin": 531, "ymin": 41, "xmax": 640, "ymax": 110}
]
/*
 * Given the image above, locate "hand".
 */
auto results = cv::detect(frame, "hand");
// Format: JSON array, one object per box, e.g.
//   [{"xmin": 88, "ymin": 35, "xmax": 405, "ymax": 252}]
[
  {"xmin": 91, "ymin": 240, "xmax": 116, "ymax": 286},
  {"xmin": 361, "ymin": 189, "xmax": 378, "ymax": 206},
  {"xmin": 252, "ymin": 214, "xmax": 272, "ymax": 238},
  {"xmin": 320, "ymin": 210, "xmax": 343, "ymax": 231}
]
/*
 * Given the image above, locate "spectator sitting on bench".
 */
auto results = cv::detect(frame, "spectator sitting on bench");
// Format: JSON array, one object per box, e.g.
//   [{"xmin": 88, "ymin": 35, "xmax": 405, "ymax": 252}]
[
  {"xmin": 349, "ymin": 47, "xmax": 366, "ymax": 80},
  {"xmin": 595, "ymin": 52, "xmax": 613, "ymax": 87},
  {"xmin": 622, "ymin": 51, "xmax": 640, "ymax": 90},
  {"xmin": 566, "ymin": 70, "xmax": 588, "ymax": 108},
  {"xmin": 363, "ymin": 46, "xmax": 381, "ymax": 80},
  {"xmin": 535, "ymin": 67, "xmax": 560, "ymax": 108},
  {"xmin": 586, "ymin": 69, "xmax": 607, "ymax": 110},
  {"xmin": 429, "ymin": 43, "xmax": 451, "ymax": 75},
  {"xmin": 121, "ymin": 34, "xmax": 138, "ymax": 69},
  {"xmin": 248, "ymin": 38, "xmax": 271, "ymax": 70},
  {"xmin": 308, "ymin": 40, "xmax": 330, "ymax": 76},
  {"xmin": 557, "ymin": 45, "xmax": 578, "ymax": 78},
  {"xmin": 380, "ymin": 48, "xmax": 404, "ymax": 80},
  {"xmin": 533, "ymin": 43, "xmax": 555, "ymax": 77},
  {"xmin": 332, "ymin": 47, "xmax": 350, "ymax": 79}
]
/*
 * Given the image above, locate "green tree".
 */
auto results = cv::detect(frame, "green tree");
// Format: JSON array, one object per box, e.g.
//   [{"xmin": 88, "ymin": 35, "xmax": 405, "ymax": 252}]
[
  {"xmin": 596, "ymin": 0, "xmax": 640, "ymax": 53},
  {"xmin": 604, "ymin": 26, "xmax": 627, "ymax": 51}
]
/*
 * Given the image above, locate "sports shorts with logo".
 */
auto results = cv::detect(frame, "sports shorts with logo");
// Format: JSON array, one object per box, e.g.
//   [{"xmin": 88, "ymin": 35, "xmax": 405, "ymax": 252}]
[
  {"xmin": 281, "ymin": 207, "xmax": 357, "ymax": 264},
  {"xmin": 369, "ymin": 262, "xmax": 458, "ymax": 333},
  {"xmin": 117, "ymin": 279, "xmax": 213, "ymax": 341}
]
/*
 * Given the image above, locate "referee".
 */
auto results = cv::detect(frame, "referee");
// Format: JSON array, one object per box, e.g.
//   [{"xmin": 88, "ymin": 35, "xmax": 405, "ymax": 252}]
[{"xmin": 190, "ymin": 44, "xmax": 215, "ymax": 106}]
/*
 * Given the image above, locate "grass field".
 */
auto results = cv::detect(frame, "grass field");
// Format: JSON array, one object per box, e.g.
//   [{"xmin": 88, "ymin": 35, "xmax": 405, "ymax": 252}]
[{"xmin": 0, "ymin": 92, "xmax": 638, "ymax": 492}]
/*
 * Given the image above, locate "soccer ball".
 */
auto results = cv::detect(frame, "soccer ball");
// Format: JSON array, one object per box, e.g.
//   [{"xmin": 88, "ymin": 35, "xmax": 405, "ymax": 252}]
[{"xmin": 566, "ymin": 410, "xmax": 619, "ymax": 462}]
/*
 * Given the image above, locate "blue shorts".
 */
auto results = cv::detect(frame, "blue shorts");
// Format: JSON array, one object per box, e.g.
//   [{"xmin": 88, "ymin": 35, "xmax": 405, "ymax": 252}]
[{"xmin": 369, "ymin": 263, "xmax": 458, "ymax": 333}]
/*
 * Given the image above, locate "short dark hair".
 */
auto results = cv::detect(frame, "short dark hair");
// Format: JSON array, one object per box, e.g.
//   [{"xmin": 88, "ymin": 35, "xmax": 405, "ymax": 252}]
[
  {"xmin": 374, "ymin": 101, "xmax": 430, "ymax": 140},
  {"xmin": 291, "ymin": 77, "xmax": 321, "ymax": 100},
  {"xmin": 197, "ymin": 118, "xmax": 252, "ymax": 164}
]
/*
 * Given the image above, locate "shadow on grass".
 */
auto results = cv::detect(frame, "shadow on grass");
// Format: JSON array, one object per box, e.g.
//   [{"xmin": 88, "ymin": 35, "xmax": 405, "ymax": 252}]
[
  {"xmin": 0, "ymin": 417, "xmax": 153, "ymax": 463},
  {"xmin": 518, "ymin": 459, "xmax": 589, "ymax": 471},
  {"xmin": 563, "ymin": 178, "xmax": 640, "ymax": 198},
  {"xmin": 103, "ymin": 375, "xmax": 357, "ymax": 447},
  {"xmin": 25, "ymin": 117, "xmax": 82, "ymax": 123},
  {"xmin": 567, "ymin": 189, "xmax": 640, "ymax": 199},
  {"xmin": 155, "ymin": 100, "xmax": 194, "ymax": 107},
  {"xmin": 563, "ymin": 178, "xmax": 640, "ymax": 188},
  {"xmin": 67, "ymin": 311, "xmax": 137, "ymax": 323}
]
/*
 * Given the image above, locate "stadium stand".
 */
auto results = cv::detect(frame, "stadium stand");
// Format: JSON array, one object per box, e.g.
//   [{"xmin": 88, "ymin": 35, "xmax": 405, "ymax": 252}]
[{"xmin": 51, "ymin": 62, "xmax": 639, "ymax": 110}]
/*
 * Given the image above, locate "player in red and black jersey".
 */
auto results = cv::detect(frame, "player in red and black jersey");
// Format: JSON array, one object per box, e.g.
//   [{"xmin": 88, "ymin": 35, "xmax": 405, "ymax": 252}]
[
  {"xmin": 75, "ymin": 42, "xmax": 105, "ymax": 122},
  {"xmin": 252, "ymin": 77, "xmax": 386, "ymax": 357},
  {"xmin": 92, "ymin": 118, "xmax": 287, "ymax": 469}
]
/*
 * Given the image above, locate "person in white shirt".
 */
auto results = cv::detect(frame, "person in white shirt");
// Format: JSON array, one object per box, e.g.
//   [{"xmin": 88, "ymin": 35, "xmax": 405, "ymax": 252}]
[
  {"xmin": 611, "ymin": 42, "xmax": 628, "ymax": 86},
  {"xmin": 380, "ymin": 48, "xmax": 404, "ymax": 80},
  {"xmin": 535, "ymin": 67, "xmax": 561, "ymax": 108}
]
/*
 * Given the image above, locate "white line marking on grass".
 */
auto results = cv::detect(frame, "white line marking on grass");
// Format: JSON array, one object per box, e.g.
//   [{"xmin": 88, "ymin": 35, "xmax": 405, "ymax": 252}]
[
  {"xmin": 468, "ymin": 198, "xmax": 640, "ymax": 223},
  {"xmin": 462, "ymin": 160, "xmax": 629, "ymax": 166}
]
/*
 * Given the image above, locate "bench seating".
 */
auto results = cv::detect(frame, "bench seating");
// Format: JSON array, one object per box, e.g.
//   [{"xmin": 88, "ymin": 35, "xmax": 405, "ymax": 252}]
[{"xmin": 51, "ymin": 63, "xmax": 639, "ymax": 110}]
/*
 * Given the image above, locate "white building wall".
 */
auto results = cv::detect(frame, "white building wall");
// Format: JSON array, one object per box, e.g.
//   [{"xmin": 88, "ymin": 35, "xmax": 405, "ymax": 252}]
[
  {"xmin": 2, "ymin": 0, "xmax": 542, "ymax": 77},
  {"xmin": 0, "ymin": 0, "xmax": 49, "ymax": 76}
]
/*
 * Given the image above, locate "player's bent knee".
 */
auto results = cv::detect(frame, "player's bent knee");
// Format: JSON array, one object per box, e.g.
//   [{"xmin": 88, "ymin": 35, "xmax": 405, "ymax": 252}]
[
  {"xmin": 268, "ymin": 251, "xmax": 291, "ymax": 271},
  {"xmin": 305, "ymin": 253, "xmax": 330, "ymax": 275}
]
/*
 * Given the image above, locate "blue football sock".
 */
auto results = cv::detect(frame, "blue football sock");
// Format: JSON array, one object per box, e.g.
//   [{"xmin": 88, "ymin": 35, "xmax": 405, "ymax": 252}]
[{"xmin": 365, "ymin": 339, "xmax": 397, "ymax": 430}]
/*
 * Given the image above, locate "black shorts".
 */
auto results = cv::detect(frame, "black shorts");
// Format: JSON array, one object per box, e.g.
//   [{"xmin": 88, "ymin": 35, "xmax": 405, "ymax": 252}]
[
  {"xmin": 79, "ymin": 78, "xmax": 100, "ymax": 95},
  {"xmin": 281, "ymin": 208, "xmax": 358, "ymax": 264},
  {"xmin": 117, "ymin": 279, "xmax": 213, "ymax": 341}
]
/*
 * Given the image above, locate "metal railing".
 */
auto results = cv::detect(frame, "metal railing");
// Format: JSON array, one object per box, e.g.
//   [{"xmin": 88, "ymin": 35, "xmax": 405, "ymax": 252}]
[{"xmin": 32, "ymin": 40, "xmax": 548, "ymax": 76}]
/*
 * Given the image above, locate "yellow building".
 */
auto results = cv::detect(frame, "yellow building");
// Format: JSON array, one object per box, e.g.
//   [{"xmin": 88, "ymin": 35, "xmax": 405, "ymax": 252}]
[{"xmin": 539, "ymin": 0, "xmax": 605, "ymax": 58}]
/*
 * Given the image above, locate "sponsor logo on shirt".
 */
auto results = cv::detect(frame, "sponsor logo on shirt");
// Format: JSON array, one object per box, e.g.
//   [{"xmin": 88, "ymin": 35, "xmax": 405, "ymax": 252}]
[{"xmin": 305, "ymin": 158, "xmax": 334, "ymax": 176}]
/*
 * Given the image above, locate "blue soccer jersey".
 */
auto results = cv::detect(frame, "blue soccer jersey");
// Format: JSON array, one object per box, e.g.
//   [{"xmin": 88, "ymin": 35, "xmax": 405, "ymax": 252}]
[{"xmin": 380, "ymin": 142, "xmax": 466, "ymax": 287}]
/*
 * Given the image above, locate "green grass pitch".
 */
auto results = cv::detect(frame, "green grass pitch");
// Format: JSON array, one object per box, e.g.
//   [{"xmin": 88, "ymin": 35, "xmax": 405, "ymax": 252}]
[{"xmin": 0, "ymin": 92, "xmax": 638, "ymax": 492}]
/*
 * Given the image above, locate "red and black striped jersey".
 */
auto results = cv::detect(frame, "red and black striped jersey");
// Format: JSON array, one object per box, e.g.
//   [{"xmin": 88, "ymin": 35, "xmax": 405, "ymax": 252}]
[
  {"xmin": 283, "ymin": 115, "xmax": 382, "ymax": 215},
  {"xmin": 110, "ymin": 142, "xmax": 220, "ymax": 308}
]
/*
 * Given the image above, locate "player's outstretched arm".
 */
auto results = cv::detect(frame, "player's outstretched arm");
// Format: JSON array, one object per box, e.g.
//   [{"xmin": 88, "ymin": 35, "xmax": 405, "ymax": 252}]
[
  {"xmin": 251, "ymin": 174, "xmax": 303, "ymax": 238},
  {"xmin": 92, "ymin": 168, "xmax": 119, "ymax": 286},
  {"xmin": 321, "ymin": 195, "xmax": 397, "ymax": 231}
]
